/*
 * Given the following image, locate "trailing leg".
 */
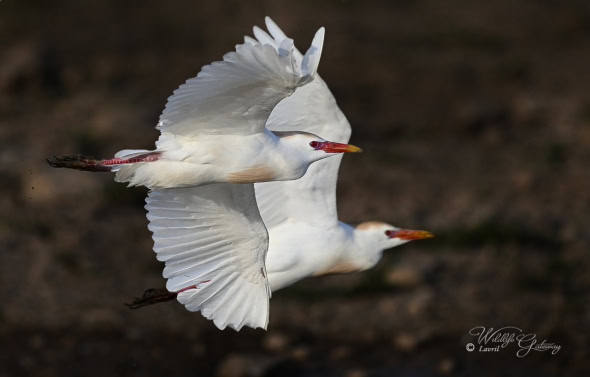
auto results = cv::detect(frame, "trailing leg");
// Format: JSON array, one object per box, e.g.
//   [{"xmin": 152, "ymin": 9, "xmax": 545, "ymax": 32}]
[{"xmin": 46, "ymin": 152, "xmax": 161, "ymax": 173}]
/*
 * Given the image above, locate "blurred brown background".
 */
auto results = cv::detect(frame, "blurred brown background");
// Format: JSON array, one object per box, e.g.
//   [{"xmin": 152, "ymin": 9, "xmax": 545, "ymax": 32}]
[{"xmin": 1, "ymin": 0, "xmax": 589, "ymax": 376}]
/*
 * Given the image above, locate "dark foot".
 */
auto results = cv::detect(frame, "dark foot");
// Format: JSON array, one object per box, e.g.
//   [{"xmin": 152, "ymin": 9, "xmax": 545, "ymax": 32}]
[
  {"xmin": 125, "ymin": 288, "xmax": 178, "ymax": 309},
  {"xmin": 46, "ymin": 155, "xmax": 111, "ymax": 172}
]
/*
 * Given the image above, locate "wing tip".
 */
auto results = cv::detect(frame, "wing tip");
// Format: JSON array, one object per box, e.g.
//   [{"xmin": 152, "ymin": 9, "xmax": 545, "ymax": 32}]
[
  {"xmin": 253, "ymin": 25, "xmax": 275, "ymax": 47},
  {"xmin": 300, "ymin": 26, "xmax": 325, "ymax": 80},
  {"xmin": 313, "ymin": 27, "xmax": 326, "ymax": 50},
  {"xmin": 244, "ymin": 35, "xmax": 258, "ymax": 45},
  {"xmin": 173, "ymin": 275, "xmax": 270, "ymax": 332},
  {"xmin": 264, "ymin": 16, "xmax": 287, "ymax": 41}
]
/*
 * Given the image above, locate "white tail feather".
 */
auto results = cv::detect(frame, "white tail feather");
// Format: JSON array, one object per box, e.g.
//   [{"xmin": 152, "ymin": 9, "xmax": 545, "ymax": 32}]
[{"xmin": 114, "ymin": 149, "xmax": 151, "ymax": 158}]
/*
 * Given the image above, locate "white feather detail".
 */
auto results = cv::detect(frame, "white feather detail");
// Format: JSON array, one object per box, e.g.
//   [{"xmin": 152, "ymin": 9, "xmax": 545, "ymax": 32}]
[
  {"xmin": 157, "ymin": 25, "xmax": 324, "ymax": 138},
  {"xmin": 114, "ymin": 149, "xmax": 151, "ymax": 158},
  {"xmin": 145, "ymin": 184, "xmax": 270, "ymax": 331},
  {"xmin": 253, "ymin": 19, "xmax": 350, "ymax": 227}
]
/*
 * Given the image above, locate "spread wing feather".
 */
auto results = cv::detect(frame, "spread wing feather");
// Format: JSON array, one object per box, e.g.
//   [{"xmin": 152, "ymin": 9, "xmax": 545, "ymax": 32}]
[
  {"xmin": 251, "ymin": 18, "xmax": 352, "ymax": 227},
  {"xmin": 157, "ymin": 26, "xmax": 325, "ymax": 137},
  {"xmin": 145, "ymin": 184, "xmax": 271, "ymax": 331}
]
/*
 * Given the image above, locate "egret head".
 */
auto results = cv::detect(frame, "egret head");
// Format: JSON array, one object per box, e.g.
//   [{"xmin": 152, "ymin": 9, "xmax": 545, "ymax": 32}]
[
  {"xmin": 275, "ymin": 131, "xmax": 362, "ymax": 164},
  {"xmin": 353, "ymin": 221, "xmax": 434, "ymax": 268}
]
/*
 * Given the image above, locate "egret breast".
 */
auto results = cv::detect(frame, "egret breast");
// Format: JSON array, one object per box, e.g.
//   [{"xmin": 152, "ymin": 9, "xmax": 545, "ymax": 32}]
[
  {"xmin": 226, "ymin": 164, "xmax": 277, "ymax": 184},
  {"xmin": 313, "ymin": 262, "xmax": 361, "ymax": 276}
]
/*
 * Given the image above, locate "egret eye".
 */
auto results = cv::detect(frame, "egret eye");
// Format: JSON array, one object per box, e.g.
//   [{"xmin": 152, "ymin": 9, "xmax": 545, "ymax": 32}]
[
  {"xmin": 310, "ymin": 141, "xmax": 321, "ymax": 149},
  {"xmin": 385, "ymin": 230, "xmax": 395, "ymax": 238}
]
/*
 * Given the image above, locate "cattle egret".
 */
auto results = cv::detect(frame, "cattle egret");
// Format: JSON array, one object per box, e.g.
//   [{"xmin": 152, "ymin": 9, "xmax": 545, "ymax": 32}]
[
  {"xmin": 127, "ymin": 18, "xmax": 433, "ymax": 329},
  {"xmin": 47, "ymin": 26, "xmax": 361, "ymax": 189},
  {"xmin": 253, "ymin": 18, "xmax": 434, "ymax": 291},
  {"xmin": 48, "ymin": 20, "xmax": 363, "ymax": 331}
]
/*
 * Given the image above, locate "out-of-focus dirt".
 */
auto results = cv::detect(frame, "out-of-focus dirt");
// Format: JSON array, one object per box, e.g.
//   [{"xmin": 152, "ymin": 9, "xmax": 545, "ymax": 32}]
[{"xmin": 1, "ymin": 0, "xmax": 589, "ymax": 376}]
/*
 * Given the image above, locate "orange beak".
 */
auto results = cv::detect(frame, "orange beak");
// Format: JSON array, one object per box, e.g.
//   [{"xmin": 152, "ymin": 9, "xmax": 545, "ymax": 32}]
[
  {"xmin": 313, "ymin": 141, "xmax": 363, "ymax": 153},
  {"xmin": 386, "ymin": 229, "xmax": 435, "ymax": 240}
]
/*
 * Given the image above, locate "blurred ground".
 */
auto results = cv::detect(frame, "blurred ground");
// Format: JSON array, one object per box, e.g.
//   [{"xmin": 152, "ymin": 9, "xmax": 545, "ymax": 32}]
[{"xmin": 1, "ymin": 0, "xmax": 590, "ymax": 376}]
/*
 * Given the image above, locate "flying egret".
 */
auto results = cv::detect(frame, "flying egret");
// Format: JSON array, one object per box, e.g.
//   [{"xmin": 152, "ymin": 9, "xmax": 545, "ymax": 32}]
[
  {"xmin": 47, "ymin": 26, "xmax": 361, "ymax": 189},
  {"xmin": 127, "ymin": 18, "xmax": 433, "ymax": 329},
  {"xmin": 49, "ymin": 21, "xmax": 362, "ymax": 331},
  {"xmin": 252, "ymin": 17, "xmax": 434, "ymax": 291}
]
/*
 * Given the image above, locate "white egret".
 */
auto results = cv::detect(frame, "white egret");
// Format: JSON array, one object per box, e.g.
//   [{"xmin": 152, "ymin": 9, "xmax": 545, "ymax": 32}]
[
  {"xmin": 49, "ymin": 20, "xmax": 362, "ymax": 331},
  {"xmin": 252, "ymin": 18, "xmax": 434, "ymax": 292},
  {"xmin": 127, "ymin": 18, "xmax": 433, "ymax": 329}
]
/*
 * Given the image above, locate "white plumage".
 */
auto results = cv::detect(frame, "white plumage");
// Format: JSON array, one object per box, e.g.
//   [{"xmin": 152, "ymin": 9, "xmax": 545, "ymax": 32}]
[
  {"xmin": 253, "ymin": 18, "xmax": 434, "ymax": 292},
  {"xmin": 156, "ymin": 30, "xmax": 323, "ymax": 137},
  {"xmin": 49, "ymin": 19, "xmax": 363, "ymax": 331},
  {"xmin": 138, "ymin": 22, "xmax": 363, "ymax": 331},
  {"xmin": 146, "ymin": 185, "xmax": 270, "ymax": 330},
  {"xmin": 114, "ymin": 25, "xmax": 334, "ymax": 189}
]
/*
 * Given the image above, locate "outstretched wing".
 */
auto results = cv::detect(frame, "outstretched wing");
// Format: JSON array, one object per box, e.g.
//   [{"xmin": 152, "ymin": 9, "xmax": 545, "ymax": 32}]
[
  {"xmin": 145, "ymin": 184, "xmax": 270, "ymax": 331},
  {"xmin": 157, "ymin": 25, "xmax": 325, "ymax": 137},
  {"xmin": 251, "ymin": 18, "xmax": 352, "ymax": 227}
]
